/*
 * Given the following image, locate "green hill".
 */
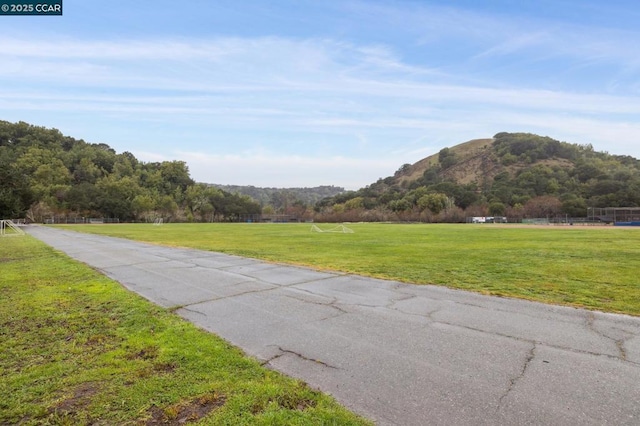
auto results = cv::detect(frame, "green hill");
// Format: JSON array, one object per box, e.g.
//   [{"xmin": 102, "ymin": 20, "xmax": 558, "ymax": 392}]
[{"xmin": 315, "ymin": 132, "xmax": 640, "ymax": 222}]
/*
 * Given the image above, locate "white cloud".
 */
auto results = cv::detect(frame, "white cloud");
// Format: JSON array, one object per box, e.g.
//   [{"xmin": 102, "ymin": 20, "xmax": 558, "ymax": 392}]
[
  {"xmin": 2, "ymin": 14, "xmax": 639, "ymax": 190},
  {"xmin": 3, "ymin": 35, "xmax": 640, "ymax": 114},
  {"xmin": 133, "ymin": 150, "xmax": 401, "ymax": 190}
]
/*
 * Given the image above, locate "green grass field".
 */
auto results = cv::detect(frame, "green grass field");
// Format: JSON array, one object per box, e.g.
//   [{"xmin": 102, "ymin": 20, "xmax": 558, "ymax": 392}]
[
  {"xmin": 0, "ymin": 236, "xmax": 371, "ymax": 425},
  {"xmin": 55, "ymin": 223, "xmax": 640, "ymax": 316}
]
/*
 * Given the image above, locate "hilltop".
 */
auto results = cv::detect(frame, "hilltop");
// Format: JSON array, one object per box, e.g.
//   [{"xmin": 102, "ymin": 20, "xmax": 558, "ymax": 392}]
[
  {"xmin": 315, "ymin": 132, "xmax": 640, "ymax": 222},
  {"xmin": 394, "ymin": 138, "xmax": 495, "ymax": 186}
]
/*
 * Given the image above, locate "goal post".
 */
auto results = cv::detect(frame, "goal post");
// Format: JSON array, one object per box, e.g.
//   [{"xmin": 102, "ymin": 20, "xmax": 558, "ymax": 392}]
[
  {"xmin": 310, "ymin": 224, "xmax": 354, "ymax": 233},
  {"xmin": 0, "ymin": 220, "xmax": 26, "ymax": 237}
]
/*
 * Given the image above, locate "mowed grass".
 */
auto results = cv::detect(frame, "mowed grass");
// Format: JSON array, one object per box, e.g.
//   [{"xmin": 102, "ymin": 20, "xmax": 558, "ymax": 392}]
[
  {"xmin": 55, "ymin": 223, "xmax": 640, "ymax": 316},
  {"xmin": 0, "ymin": 236, "xmax": 371, "ymax": 425}
]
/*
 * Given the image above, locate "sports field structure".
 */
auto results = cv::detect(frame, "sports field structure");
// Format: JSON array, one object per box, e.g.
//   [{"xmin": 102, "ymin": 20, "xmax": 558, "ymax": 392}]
[
  {"xmin": 588, "ymin": 207, "xmax": 640, "ymax": 226},
  {"xmin": 0, "ymin": 219, "xmax": 25, "ymax": 237},
  {"xmin": 52, "ymin": 222, "xmax": 640, "ymax": 317}
]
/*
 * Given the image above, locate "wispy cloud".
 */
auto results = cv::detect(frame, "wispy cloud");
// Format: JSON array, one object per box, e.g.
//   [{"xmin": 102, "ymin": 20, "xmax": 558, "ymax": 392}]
[
  {"xmin": 3, "ymin": 41, "xmax": 640, "ymax": 116},
  {"xmin": 1, "ymin": 1, "xmax": 640, "ymax": 189},
  {"xmin": 473, "ymin": 32, "xmax": 554, "ymax": 60}
]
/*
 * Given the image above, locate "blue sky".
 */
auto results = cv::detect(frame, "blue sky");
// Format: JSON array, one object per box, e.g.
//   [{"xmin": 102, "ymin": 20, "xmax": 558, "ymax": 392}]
[{"xmin": 1, "ymin": 0, "xmax": 639, "ymax": 189}]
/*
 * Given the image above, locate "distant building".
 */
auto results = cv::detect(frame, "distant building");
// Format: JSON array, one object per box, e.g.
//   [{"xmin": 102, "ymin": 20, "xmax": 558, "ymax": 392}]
[{"xmin": 470, "ymin": 216, "xmax": 507, "ymax": 224}]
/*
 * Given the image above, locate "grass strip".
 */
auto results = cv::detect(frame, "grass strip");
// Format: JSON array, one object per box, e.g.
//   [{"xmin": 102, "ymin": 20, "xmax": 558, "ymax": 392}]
[
  {"xmin": 0, "ymin": 236, "xmax": 371, "ymax": 425},
  {"xmin": 54, "ymin": 223, "xmax": 640, "ymax": 316}
]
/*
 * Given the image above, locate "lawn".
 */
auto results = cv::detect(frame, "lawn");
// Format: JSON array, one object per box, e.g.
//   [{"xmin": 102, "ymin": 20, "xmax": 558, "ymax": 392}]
[
  {"xmin": 0, "ymin": 236, "xmax": 371, "ymax": 425},
  {"xmin": 54, "ymin": 222, "xmax": 640, "ymax": 316}
]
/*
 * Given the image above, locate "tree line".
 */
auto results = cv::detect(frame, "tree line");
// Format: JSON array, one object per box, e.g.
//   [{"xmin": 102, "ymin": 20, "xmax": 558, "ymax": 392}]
[
  {"xmin": 3, "ymin": 122, "xmax": 639, "ymax": 224},
  {"xmin": 0, "ymin": 121, "xmax": 261, "ymax": 222}
]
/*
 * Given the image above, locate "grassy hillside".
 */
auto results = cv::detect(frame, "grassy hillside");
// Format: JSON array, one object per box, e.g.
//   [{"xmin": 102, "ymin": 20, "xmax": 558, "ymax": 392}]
[
  {"xmin": 316, "ymin": 132, "xmax": 640, "ymax": 222},
  {"xmin": 396, "ymin": 138, "xmax": 494, "ymax": 185}
]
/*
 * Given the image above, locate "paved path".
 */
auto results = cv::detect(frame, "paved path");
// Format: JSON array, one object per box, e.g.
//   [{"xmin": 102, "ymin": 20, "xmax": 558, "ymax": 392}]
[{"xmin": 27, "ymin": 226, "xmax": 640, "ymax": 425}]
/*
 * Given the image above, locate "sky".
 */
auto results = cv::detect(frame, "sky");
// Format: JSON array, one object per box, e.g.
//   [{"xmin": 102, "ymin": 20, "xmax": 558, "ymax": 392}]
[{"xmin": 1, "ymin": 0, "xmax": 639, "ymax": 190}]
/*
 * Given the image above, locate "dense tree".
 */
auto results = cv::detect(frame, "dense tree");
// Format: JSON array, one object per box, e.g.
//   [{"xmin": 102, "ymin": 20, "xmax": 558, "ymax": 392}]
[
  {"xmin": 523, "ymin": 196, "xmax": 563, "ymax": 218},
  {"xmin": 158, "ymin": 161, "xmax": 194, "ymax": 194},
  {"xmin": 488, "ymin": 201, "xmax": 506, "ymax": 216},
  {"xmin": 66, "ymin": 183, "xmax": 101, "ymax": 215},
  {"xmin": 344, "ymin": 197, "xmax": 364, "ymax": 211},
  {"xmin": 185, "ymin": 184, "xmax": 223, "ymax": 222},
  {"xmin": 421, "ymin": 166, "xmax": 442, "ymax": 185},
  {"xmin": 95, "ymin": 176, "xmax": 141, "ymax": 220},
  {"xmin": 0, "ymin": 147, "xmax": 33, "ymax": 217},
  {"xmin": 417, "ymin": 193, "xmax": 449, "ymax": 214},
  {"xmin": 73, "ymin": 157, "xmax": 102, "ymax": 184},
  {"xmin": 131, "ymin": 194, "xmax": 156, "ymax": 221},
  {"xmin": 0, "ymin": 120, "xmax": 270, "ymax": 222},
  {"xmin": 438, "ymin": 148, "xmax": 457, "ymax": 169},
  {"xmin": 395, "ymin": 163, "xmax": 412, "ymax": 176},
  {"xmin": 561, "ymin": 195, "xmax": 588, "ymax": 217}
]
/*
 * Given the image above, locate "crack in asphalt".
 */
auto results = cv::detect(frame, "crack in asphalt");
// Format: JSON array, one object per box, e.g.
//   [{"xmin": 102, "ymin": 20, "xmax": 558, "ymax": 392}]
[
  {"xmin": 387, "ymin": 299, "xmax": 443, "ymax": 321},
  {"xmin": 175, "ymin": 276, "xmax": 346, "ymax": 309},
  {"xmin": 263, "ymin": 346, "xmax": 339, "ymax": 370},
  {"xmin": 281, "ymin": 292, "xmax": 350, "ymax": 317},
  {"xmin": 287, "ymin": 286, "xmax": 340, "ymax": 303},
  {"xmin": 218, "ymin": 263, "xmax": 281, "ymax": 274},
  {"xmin": 203, "ymin": 276, "xmax": 638, "ymax": 367},
  {"xmin": 586, "ymin": 312, "xmax": 630, "ymax": 361},
  {"xmin": 616, "ymin": 340, "xmax": 628, "ymax": 361},
  {"xmin": 395, "ymin": 313, "xmax": 640, "ymax": 367},
  {"xmin": 392, "ymin": 286, "xmax": 600, "ymax": 329},
  {"xmin": 497, "ymin": 343, "xmax": 536, "ymax": 409},
  {"xmin": 193, "ymin": 263, "xmax": 343, "ymax": 289},
  {"xmin": 183, "ymin": 256, "xmax": 258, "ymax": 269},
  {"xmin": 384, "ymin": 293, "xmax": 418, "ymax": 310},
  {"xmin": 446, "ymin": 320, "xmax": 638, "ymax": 366},
  {"xmin": 312, "ymin": 308, "xmax": 349, "ymax": 323},
  {"xmin": 268, "ymin": 288, "xmax": 638, "ymax": 366},
  {"xmin": 176, "ymin": 306, "xmax": 207, "ymax": 316},
  {"xmin": 101, "ymin": 259, "xmax": 169, "ymax": 269},
  {"xmin": 187, "ymin": 284, "xmax": 279, "ymax": 303}
]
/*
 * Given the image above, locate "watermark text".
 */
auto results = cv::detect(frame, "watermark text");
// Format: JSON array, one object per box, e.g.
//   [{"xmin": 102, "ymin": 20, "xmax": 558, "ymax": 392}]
[{"xmin": 1, "ymin": 1, "xmax": 62, "ymax": 15}]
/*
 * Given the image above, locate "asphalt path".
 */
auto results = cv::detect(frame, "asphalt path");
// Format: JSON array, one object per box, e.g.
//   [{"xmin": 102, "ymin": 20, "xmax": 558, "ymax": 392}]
[{"xmin": 26, "ymin": 225, "xmax": 640, "ymax": 425}]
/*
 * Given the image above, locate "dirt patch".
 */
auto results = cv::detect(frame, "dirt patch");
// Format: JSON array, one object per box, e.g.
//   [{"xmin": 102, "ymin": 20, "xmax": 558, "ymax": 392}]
[
  {"xmin": 126, "ymin": 345, "xmax": 159, "ymax": 360},
  {"xmin": 290, "ymin": 399, "xmax": 316, "ymax": 411},
  {"xmin": 251, "ymin": 394, "xmax": 317, "ymax": 414},
  {"xmin": 153, "ymin": 361, "xmax": 178, "ymax": 373},
  {"xmin": 144, "ymin": 393, "xmax": 226, "ymax": 425},
  {"xmin": 50, "ymin": 382, "xmax": 100, "ymax": 416}
]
